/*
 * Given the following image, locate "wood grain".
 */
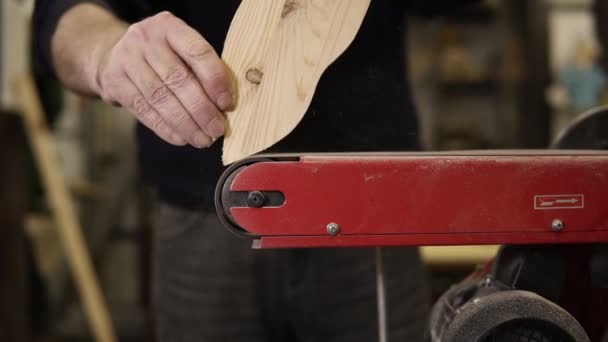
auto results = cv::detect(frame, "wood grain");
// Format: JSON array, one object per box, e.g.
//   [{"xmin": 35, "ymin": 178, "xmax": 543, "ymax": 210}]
[{"xmin": 222, "ymin": 0, "xmax": 371, "ymax": 164}]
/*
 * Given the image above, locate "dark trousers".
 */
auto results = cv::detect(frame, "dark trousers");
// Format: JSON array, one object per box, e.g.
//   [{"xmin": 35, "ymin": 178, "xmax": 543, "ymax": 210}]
[{"xmin": 153, "ymin": 202, "xmax": 430, "ymax": 342}]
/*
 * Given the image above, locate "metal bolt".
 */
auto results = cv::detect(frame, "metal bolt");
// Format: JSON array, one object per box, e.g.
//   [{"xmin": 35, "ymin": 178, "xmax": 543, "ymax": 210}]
[
  {"xmin": 552, "ymin": 219, "xmax": 565, "ymax": 232},
  {"xmin": 327, "ymin": 223, "xmax": 341, "ymax": 236},
  {"xmin": 247, "ymin": 191, "xmax": 266, "ymax": 208}
]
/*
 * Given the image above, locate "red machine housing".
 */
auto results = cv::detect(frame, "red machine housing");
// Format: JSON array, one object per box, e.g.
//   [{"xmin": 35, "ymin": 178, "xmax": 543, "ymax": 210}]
[{"xmin": 216, "ymin": 151, "xmax": 608, "ymax": 249}]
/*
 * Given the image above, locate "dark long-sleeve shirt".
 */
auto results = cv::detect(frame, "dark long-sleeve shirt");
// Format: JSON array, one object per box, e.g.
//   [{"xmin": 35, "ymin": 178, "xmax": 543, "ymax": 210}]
[{"xmin": 33, "ymin": 1, "xmax": 467, "ymax": 209}]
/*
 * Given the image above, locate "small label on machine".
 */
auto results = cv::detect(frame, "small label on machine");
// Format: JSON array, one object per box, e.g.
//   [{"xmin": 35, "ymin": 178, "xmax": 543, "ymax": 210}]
[{"xmin": 534, "ymin": 194, "xmax": 585, "ymax": 210}]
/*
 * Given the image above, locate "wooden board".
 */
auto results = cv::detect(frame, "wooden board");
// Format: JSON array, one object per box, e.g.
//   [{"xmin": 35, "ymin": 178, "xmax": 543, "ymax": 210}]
[
  {"xmin": 17, "ymin": 75, "xmax": 117, "ymax": 342},
  {"xmin": 222, "ymin": 0, "xmax": 371, "ymax": 165},
  {"xmin": 421, "ymin": 246, "xmax": 500, "ymax": 267}
]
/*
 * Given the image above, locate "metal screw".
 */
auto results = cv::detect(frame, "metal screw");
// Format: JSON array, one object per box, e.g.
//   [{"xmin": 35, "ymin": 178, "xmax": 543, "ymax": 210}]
[
  {"xmin": 552, "ymin": 219, "xmax": 565, "ymax": 232},
  {"xmin": 327, "ymin": 223, "xmax": 341, "ymax": 236},
  {"xmin": 247, "ymin": 191, "xmax": 266, "ymax": 208}
]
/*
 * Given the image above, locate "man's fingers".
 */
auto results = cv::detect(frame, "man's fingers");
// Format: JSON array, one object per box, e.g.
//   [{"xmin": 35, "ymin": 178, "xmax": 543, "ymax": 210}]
[
  {"xmin": 95, "ymin": 11, "xmax": 227, "ymax": 148},
  {"xmin": 166, "ymin": 20, "xmax": 233, "ymax": 111},
  {"xmin": 124, "ymin": 57, "xmax": 212, "ymax": 148},
  {"xmin": 143, "ymin": 42, "xmax": 225, "ymax": 139},
  {"xmin": 112, "ymin": 78, "xmax": 186, "ymax": 146}
]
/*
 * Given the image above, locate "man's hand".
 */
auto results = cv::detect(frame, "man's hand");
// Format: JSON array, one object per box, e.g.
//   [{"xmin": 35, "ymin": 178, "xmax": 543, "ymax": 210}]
[{"xmin": 53, "ymin": 6, "xmax": 232, "ymax": 148}]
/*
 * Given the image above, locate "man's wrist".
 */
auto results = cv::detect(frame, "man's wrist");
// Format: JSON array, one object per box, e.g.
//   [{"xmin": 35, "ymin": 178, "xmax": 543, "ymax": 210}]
[
  {"xmin": 52, "ymin": 3, "xmax": 127, "ymax": 96},
  {"xmin": 86, "ymin": 23, "xmax": 127, "ymax": 95}
]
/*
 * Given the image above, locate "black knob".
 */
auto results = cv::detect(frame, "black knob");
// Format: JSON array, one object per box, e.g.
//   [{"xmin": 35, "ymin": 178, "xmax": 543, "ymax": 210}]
[{"xmin": 247, "ymin": 191, "xmax": 266, "ymax": 208}]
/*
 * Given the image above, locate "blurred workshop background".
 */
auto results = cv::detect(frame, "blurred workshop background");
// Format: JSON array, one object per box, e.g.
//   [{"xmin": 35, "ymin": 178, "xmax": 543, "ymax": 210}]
[{"xmin": 1, "ymin": 0, "xmax": 606, "ymax": 340}]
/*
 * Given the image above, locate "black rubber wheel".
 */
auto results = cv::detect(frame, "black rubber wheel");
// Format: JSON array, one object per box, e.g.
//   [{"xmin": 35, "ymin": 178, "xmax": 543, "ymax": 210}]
[{"xmin": 483, "ymin": 319, "xmax": 575, "ymax": 342}]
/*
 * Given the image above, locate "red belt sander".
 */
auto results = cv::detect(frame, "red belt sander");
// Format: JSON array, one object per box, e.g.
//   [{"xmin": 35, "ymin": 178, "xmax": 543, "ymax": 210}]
[
  {"xmin": 216, "ymin": 151, "xmax": 608, "ymax": 249},
  {"xmin": 215, "ymin": 107, "xmax": 608, "ymax": 342}
]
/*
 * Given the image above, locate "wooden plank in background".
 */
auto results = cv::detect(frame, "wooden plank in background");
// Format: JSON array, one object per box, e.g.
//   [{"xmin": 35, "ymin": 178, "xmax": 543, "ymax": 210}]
[
  {"xmin": 421, "ymin": 245, "xmax": 500, "ymax": 267},
  {"xmin": 17, "ymin": 76, "xmax": 117, "ymax": 342}
]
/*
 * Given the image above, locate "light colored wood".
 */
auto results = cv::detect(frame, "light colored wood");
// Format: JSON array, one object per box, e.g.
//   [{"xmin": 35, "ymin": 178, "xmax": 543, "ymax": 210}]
[
  {"xmin": 421, "ymin": 245, "xmax": 500, "ymax": 267},
  {"xmin": 16, "ymin": 75, "xmax": 117, "ymax": 342},
  {"xmin": 222, "ymin": 0, "xmax": 371, "ymax": 164}
]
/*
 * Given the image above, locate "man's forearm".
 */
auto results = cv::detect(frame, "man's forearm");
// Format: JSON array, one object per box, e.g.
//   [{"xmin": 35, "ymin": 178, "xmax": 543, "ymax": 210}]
[{"xmin": 52, "ymin": 3, "xmax": 127, "ymax": 96}]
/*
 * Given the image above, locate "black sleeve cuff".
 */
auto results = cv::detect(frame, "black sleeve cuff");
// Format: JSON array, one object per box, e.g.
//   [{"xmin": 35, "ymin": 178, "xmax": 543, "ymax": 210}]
[{"xmin": 32, "ymin": 0, "xmax": 110, "ymax": 77}]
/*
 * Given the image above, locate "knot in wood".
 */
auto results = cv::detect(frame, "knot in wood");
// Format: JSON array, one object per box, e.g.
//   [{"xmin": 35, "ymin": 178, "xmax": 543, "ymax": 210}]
[
  {"xmin": 282, "ymin": 0, "xmax": 299, "ymax": 18},
  {"xmin": 246, "ymin": 69, "xmax": 263, "ymax": 85}
]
